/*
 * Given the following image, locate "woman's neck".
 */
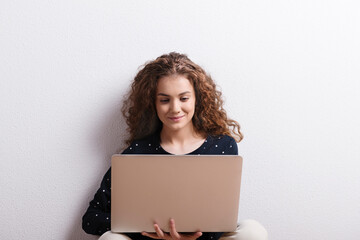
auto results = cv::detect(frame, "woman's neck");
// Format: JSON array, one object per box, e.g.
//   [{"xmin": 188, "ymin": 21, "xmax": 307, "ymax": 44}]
[{"xmin": 159, "ymin": 125, "xmax": 206, "ymax": 154}]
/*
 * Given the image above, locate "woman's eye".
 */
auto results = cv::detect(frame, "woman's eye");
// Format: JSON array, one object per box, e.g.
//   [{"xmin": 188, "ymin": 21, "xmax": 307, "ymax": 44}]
[
  {"xmin": 180, "ymin": 97, "xmax": 189, "ymax": 101},
  {"xmin": 160, "ymin": 99, "xmax": 169, "ymax": 103}
]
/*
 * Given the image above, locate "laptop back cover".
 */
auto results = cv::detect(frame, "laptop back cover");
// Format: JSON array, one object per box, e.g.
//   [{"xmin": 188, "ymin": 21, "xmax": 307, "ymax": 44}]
[{"xmin": 111, "ymin": 154, "xmax": 242, "ymax": 233}]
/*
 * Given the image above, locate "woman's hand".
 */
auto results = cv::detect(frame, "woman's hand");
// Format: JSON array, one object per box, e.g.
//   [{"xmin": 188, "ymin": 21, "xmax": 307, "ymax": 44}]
[{"xmin": 141, "ymin": 219, "xmax": 202, "ymax": 240}]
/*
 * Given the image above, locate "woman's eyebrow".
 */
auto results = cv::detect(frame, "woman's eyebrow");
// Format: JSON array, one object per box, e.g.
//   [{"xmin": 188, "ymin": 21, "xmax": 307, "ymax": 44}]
[
  {"xmin": 179, "ymin": 91, "xmax": 191, "ymax": 95},
  {"xmin": 157, "ymin": 91, "xmax": 191, "ymax": 96}
]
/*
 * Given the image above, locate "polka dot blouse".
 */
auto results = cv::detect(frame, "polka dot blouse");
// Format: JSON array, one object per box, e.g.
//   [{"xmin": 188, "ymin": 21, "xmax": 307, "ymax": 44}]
[{"xmin": 82, "ymin": 133, "xmax": 238, "ymax": 240}]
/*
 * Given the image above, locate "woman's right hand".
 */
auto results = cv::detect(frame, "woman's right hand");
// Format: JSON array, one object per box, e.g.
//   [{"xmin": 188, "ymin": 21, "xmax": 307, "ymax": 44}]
[{"xmin": 141, "ymin": 218, "xmax": 202, "ymax": 240}]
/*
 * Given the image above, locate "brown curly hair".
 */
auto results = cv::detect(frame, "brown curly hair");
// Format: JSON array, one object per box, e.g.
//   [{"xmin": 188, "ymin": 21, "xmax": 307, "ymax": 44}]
[{"xmin": 121, "ymin": 52, "xmax": 243, "ymax": 145}]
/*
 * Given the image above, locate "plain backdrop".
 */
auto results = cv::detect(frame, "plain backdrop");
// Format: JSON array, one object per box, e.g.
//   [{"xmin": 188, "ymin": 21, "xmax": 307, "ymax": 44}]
[{"xmin": 1, "ymin": 1, "xmax": 359, "ymax": 239}]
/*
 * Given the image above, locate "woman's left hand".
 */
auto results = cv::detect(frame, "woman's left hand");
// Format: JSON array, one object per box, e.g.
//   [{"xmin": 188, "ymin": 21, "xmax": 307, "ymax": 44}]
[{"xmin": 141, "ymin": 218, "xmax": 203, "ymax": 240}]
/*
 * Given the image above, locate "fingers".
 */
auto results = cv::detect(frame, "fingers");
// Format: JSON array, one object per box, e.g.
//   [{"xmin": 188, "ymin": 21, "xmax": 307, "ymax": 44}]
[
  {"xmin": 141, "ymin": 224, "xmax": 166, "ymax": 239},
  {"xmin": 154, "ymin": 223, "xmax": 166, "ymax": 239},
  {"xmin": 169, "ymin": 218, "xmax": 181, "ymax": 239},
  {"xmin": 193, "ymin": 231, "xmax": 203, "ymax": 238},
  {"xmin": 142, "ymin": 220, "xmax": 203, "ymax": 240},
  {"xmin": 141, "ymin": 232, "xmax": 160, "ymax": 239},
  {"xmin": 181, "ymin": 231, "xmax": 203, "ymax": 240}
]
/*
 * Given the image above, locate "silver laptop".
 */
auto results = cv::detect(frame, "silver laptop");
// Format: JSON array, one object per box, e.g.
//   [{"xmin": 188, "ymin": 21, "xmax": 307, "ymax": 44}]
[{"xmin": 111, "ymin": 154, "xmax": 243, "ymax": 233}]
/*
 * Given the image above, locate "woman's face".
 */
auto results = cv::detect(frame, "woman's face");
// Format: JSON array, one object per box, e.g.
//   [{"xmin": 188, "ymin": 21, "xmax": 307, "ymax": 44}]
[{"xmin": 155, "ymin": 75, "xmax": 196, "ymax": 134}]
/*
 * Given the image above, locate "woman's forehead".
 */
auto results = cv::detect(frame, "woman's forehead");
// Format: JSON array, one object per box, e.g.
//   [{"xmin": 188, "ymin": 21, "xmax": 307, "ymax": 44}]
[{"xmin": 156, "ymin": 75, "xmax": 194, "ymax": 94}]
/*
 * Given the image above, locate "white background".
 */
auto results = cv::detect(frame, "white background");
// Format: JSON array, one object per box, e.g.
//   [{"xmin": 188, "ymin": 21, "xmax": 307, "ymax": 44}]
[{"xmin": 1, "ymin": 1, "xmax": 359, "ymax": 239}]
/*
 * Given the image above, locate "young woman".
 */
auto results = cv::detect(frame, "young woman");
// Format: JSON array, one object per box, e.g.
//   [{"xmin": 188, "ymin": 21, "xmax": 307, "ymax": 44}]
[{"xmin": 82, "ymin": 52, "xmax": 268, "ymax": 240}]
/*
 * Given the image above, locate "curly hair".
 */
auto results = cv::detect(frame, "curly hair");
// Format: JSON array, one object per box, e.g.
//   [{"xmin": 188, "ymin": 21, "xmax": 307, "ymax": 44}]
[{"xmin": 121, "ymin": 52, "xmax": 243, "ymax": 145}]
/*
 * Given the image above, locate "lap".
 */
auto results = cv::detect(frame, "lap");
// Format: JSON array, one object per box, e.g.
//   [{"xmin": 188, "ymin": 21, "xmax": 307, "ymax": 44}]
[
  {"xmin": 220, "ymin": 219, "xmax": 268, "ymax": 240},
  {"xmin": 98, "ymin": 231, "xmax": 132, "ymax": 240},
  {"xmin": 99, "ymin": 219, "xmax": 268, "ymax": 240}
]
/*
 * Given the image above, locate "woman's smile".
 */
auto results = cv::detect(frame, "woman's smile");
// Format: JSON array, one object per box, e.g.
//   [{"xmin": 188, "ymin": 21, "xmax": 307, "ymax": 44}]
[{"xmin": 168, "ymin": 115, "xmax": 185, "ymax": 121}]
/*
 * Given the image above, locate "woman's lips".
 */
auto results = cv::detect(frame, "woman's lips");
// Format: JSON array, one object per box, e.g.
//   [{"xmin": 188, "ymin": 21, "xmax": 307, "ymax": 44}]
[{"xmin": 168, "ymin": 115, "xmax": 184, "ymax": 121}]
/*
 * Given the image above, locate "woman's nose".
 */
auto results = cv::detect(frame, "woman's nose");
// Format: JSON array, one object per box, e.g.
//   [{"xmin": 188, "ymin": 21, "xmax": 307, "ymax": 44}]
[{"xmin": 170, "ymin": 100, "xmax": 181, "ymax": 113}]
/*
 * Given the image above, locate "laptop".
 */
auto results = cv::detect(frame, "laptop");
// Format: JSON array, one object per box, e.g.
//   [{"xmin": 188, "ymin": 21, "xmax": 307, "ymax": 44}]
[{"xmin": 111, "ymin": 154, "xmax": 243, "ymax": 233}]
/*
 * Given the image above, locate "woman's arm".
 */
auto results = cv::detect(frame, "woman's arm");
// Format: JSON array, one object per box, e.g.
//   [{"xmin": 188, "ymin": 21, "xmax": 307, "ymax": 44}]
[
  {"xmin": 82, "ymin": 143, "xmax": 137, "ymax": 235},
  {"xmin": 82, "ymin": 168, "xmax": 111, "ymax": 235}
]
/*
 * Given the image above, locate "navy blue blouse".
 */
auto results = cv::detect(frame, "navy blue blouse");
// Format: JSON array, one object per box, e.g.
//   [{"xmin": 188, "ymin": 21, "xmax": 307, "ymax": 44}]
[{"xmin": 82, "ymin": 133, "xmax": 238, "ymax": 240}]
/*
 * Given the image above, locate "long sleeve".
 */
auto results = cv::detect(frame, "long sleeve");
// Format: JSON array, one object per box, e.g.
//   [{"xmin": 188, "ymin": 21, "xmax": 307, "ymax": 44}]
[
  {"xmin": 82, "ymin": 168, "xmax": 112, "ymax": 235},
  {"xmin": 81, "ymin": 141, "xmax": 146, "ymax": 236},
  {"xmin": 225, "ymin": 136, "xmax": 238, "ymax": 155},
  {"xmin": 81, "ymin": 143, "xmax": 140, "ymax": 236}
]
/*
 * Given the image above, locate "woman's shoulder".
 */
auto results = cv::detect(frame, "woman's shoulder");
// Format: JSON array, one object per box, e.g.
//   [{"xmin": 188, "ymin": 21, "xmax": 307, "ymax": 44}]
[
  {"xmin": 121, "ymin": 133, "xmax": 162, "ymax": 154},
  {"xmin": 203, "ymin": 134, "xmax": 238, "ymax": 155},
  {"xmin": 207, "ymin": 134, "xmax": 236, "ymax": 145}
]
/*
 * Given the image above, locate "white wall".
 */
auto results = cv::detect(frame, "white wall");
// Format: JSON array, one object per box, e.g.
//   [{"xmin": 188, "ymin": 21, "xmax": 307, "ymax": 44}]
[{"xmin": 1, "ymin": 0, "xmax": 359, "ymax": 239}]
